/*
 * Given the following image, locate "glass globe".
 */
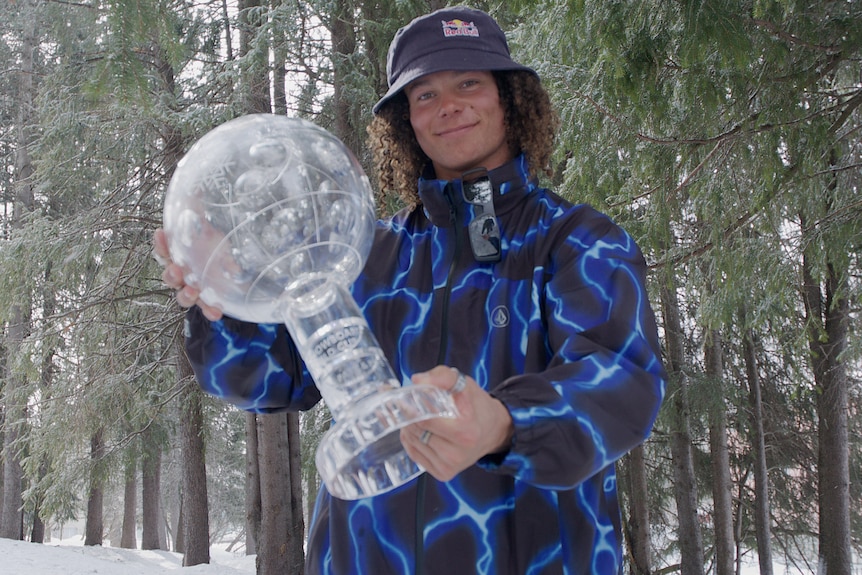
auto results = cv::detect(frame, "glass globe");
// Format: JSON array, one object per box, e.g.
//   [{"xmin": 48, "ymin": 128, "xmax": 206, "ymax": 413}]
[{"xmin": 162, "ymin": 114, "xmax": 375, "ymax": 324}]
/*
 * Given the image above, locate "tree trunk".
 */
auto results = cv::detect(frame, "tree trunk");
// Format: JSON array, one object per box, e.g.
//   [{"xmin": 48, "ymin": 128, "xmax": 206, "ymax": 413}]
[
  {"xmin": 31, "ymin": 262, "xmax": 57, "ymax": 545},
  {"xmin": 287, "ymin": 412, "xmax": 305, "ymax": 570},
  {"xmin": 271, "ymin": 0, "xmax": 287, "ymax": 116},
  {"xmin": 306, "ymin": 469, "xmax": 318, "ymax": 549},
  {"xmin": 30, "ymin": 497, "xmax": 45, "ymax": 544},
  {"xmin": 175, "ymin": 497, "xmax": 185, "ymax": 554},
  {"xmin": 303, "ymin": 408, "xmax": 323, "ymax": 548},
  {"xmin": 660, "ymin": 279, "xmax": 705, "ymax": 575},
  {"xmin": 150, "ymin": 35, "xmax": 211, "ymax": 561},
  {"xmin": 801, "ymin": 220, "xmax": 851, "ymax": 575},
  {"xmin": 705, "ymin": 331, "xmax": 734, "ymax": 575},
  {"xmin": 257, "ymin": 413, "xmax": 293, "ymax": 575},
  {"xmin": 1, "ymin": 0, "xmax": 36, "ymax": 543},
  {"xmin": 621, "ymin": 446, "xmax": 651, "ymax": 574},
  {"xmin": 237, "ymin": 3, "xmax": 276, "ymax": 566},
  {"xmin": 84, "ymin": 430, "xmax": 105, "ymax": 546},
  {"xmin": 245, "ymin": 412, "xmax": 261, "ymax": 555},
  {"xmin": 331, "ymin": 0, "xmax": 358, "ymax": 151},
  {"xmin": 741, "ymin": 324, "xmax": 773, "ymax": 575},
  {"xmin": 220, "ymin": 0, "xmax": 234, "ymax": 61},
  {"xmin": 120, "ymin": 459, "xmax": 138, "ymax": 549},
  {"xmin": 179, "ymin": 344, "xmax": 211, "ymax": 566},
  {"xmin": 141, "ymin": 429, "xmax": 163, "ymax": 550},
  {"xmin": 359, "ymin": 2, "xmax": 389, "ymax": 103},
  {"xmin": 159, "ymin": 503, "xmax": 168, "ymax": 550},
  {"xmin": 238, "ymin": 0, "xmax": 270, "ymax": 114},
  {"xmin": 0, "ymin": 376, "xmax": 24, "ymax": 540}
]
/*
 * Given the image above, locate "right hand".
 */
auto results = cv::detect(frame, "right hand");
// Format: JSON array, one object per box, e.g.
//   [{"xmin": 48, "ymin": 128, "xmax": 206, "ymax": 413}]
[{"xmin": 153, "ymin": 228, "xmax": 224, "ymax": 321}]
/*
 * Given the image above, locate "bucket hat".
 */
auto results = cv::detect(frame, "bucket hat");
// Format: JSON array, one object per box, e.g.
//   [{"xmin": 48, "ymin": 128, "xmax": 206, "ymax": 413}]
[{"xmin": 372, "ymin": 6, "xmax": 536, "ymax": 114}]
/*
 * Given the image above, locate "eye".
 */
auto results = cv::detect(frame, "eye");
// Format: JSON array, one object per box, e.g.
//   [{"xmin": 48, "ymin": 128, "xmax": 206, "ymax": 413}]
[{"xmin": 406, "ymin": 83, "xmax": 434, "ymax": 104}]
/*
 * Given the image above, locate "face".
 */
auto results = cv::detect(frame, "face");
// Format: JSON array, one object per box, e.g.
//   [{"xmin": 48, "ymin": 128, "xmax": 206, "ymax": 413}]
[{"xmin": 405, "ymin": 70, "xmax": 511, "ymax": 181}]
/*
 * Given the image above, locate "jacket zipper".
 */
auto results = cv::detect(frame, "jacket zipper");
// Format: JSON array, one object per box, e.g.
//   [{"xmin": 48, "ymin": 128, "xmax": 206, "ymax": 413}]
[{"xmin": 415, "ymin": 183, "xmax": 461, "ymax": 575}]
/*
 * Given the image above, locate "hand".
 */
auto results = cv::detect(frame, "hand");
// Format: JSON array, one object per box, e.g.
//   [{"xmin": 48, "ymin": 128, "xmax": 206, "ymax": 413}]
[
  {"xmin": 152, "ymin": 228, "xmax": 224, "ymax": 321},
  {"xmin": 401, "ymin": 366, "xmax": 514, "ymax": 482}
]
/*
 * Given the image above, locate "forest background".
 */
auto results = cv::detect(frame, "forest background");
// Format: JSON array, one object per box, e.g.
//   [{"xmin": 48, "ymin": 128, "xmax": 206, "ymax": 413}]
[{"xmin": 0, "ymin": 0, "xmax": 859, "ymax": 574}]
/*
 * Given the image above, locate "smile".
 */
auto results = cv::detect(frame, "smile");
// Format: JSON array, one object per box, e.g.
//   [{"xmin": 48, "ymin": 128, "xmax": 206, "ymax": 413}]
[{"xmin": 437, "ymin": 122, "xmax": 477, "ymax": 137}]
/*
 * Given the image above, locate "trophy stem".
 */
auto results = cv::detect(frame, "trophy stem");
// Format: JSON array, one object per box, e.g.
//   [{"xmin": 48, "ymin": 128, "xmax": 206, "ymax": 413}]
[{"xmin": 280, "ymin": 280, "xmax": 458, "ymax": 500}]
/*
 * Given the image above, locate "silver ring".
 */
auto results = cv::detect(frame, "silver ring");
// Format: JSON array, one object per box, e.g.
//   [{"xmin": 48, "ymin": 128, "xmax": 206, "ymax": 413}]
[
  {"xmin": 420, "ymin": 429, "xmax": 432, "ymax": 445},
  {"xmin": 451, "ymin": 370, "xmax": 467, "ymax": 394}
]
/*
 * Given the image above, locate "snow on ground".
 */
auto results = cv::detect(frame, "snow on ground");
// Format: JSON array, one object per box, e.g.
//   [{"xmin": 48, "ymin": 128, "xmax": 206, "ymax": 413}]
[
  {"xmin": 1, "ymin": 537, "xmax": 256, "ymax": 575},
  {"xmin": 3, "ymin": 535, "xmax": 859, "ymax": 574}
]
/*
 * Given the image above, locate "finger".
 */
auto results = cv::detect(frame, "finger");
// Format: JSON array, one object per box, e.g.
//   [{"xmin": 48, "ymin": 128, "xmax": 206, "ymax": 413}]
[
  {"xmin": 153, "ymin": 229, "xmax": 171, "ymax": 261},
  {"xmin": 176, "ymin": 285, "xmax": 201, "ymax": 308},
  {"xmin": 450, "ymin": 368, "xmax": 468, "ymax": 393},
  {"xmin": 402, "ymin": 424, "xmax": 428, "ymax": 447},
  {"xmin": 199, "ymin": 302, "xmax": 224, "ymax": 321},
  {"xmin": 401, "ymin": 426, "xmax": 433, "ymax": 465},
  {"xmin": 401, "ymin": 424, "xmax": 465, "ymax": 482},
  {"xmin": 162, "ymin": 263, "xmax": 186, "ymax": 290},
  {"xmin": 412, "ymin": 365, "xmax": 472, "ymax": 393}
]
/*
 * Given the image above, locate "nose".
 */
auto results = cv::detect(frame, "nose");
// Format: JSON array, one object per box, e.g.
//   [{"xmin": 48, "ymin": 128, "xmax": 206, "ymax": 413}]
[{"xmin": 437, "ymin": 92, "xmax": 462, "ymax": 117}]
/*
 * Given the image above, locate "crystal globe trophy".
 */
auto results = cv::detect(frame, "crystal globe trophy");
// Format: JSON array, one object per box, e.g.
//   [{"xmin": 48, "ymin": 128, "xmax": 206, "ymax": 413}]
[{"xmin": 162, "ymin": 114, "xmax": 458, "ymax": 500}]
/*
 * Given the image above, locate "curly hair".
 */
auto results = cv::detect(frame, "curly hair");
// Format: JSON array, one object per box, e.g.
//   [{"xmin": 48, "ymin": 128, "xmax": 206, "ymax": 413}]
[{"xmin": 367, "ymin": 70, "xmax": 558, "ymax": 209}]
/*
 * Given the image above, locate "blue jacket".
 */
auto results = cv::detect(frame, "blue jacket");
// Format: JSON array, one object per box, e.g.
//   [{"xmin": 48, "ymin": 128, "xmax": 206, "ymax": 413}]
[{"xmin": 186, "ymin": 155, "xmax": 667, "ymax": 575}]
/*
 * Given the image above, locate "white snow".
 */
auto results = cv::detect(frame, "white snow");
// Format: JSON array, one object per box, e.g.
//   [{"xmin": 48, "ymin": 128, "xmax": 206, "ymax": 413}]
[
  {"xmin": 0, "ymin": 537, "xmax": 255, "ymax": 575},
  {"xmin": 2, "ymin": 535, "xmax": 857, "ymax": 574}
]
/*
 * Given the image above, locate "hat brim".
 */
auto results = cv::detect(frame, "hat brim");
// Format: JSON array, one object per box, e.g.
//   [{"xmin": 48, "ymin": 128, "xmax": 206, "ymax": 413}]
[{"xmin": 371, "ymin": 50, "xmax": 536, "ymax": 115}]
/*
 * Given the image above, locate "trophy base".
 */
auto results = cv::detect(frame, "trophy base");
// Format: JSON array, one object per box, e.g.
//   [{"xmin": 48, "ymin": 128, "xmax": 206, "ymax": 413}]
[{"xmin": 315, "ymin": 384, "xmax": 458, "ymax": 500}]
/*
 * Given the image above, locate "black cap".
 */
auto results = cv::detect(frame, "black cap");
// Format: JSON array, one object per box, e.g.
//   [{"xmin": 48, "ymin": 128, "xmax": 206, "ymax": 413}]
[{"xmin": 372, "ymin": 6, "xmax": 536, "ymax": 114}]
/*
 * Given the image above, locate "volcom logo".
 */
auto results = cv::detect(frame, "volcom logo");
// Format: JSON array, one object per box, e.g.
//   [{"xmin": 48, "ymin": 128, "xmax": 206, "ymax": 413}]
[{"xmin": 491, "ymin": 305, "xmax": 509, "ymax": 328}]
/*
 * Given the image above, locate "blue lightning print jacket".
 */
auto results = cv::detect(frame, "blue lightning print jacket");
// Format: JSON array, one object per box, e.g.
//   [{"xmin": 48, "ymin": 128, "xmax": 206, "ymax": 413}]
[{"xmin": 185, "ymin": 155, "xmax": 667, "ymax": 575}]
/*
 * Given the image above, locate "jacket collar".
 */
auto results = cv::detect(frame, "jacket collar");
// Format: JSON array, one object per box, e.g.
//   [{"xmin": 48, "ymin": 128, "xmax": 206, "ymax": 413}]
[{"xmin": 417, "ymin": 154, "xmax": 538, "ymax": 227}]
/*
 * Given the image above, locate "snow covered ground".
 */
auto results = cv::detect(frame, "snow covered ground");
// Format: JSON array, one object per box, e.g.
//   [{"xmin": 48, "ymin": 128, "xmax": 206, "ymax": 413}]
[
  {"xmin": 1, "ymin": 537, "xmax": 256, "ymax": 575},
  {"xmin": 2, "ymin": 535, "xmax": 858, "ymax": 574}
]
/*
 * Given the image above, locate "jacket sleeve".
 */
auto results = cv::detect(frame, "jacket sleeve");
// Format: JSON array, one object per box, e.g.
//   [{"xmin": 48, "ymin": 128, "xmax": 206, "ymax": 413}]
[
  {"xmin": 184, "ymin": 306, "xmax": 322, "ymax": 413},
  {"xmin": 482, "ymin": 210, "xmax": 666, "ymax": 489}
]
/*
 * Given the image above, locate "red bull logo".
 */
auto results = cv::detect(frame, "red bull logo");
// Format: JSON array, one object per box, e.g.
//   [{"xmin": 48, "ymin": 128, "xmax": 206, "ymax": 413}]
[{"xmin": 441, "ymin": 19, "xmax": 480, "ymax": 38}]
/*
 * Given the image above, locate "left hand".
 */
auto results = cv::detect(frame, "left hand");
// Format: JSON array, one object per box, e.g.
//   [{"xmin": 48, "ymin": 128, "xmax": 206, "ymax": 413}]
[
  {"xmin": 401, "ymin": 366, "xmax": 513, "ymax": 482},
  {"xmin": 153, "ymin": 228, "xmax": 225, "ymax": 321}
]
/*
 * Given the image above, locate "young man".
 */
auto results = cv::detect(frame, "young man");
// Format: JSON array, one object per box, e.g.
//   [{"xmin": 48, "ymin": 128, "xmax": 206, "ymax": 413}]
[{"xmin": 155, "ymin": 6, "xmax": 666, "ymax": 574}]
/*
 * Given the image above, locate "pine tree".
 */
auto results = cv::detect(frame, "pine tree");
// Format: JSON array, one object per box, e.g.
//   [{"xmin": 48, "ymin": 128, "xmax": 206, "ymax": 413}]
[
  {"xmin": 513, "ymin": 0, "xmax": 861, "ymax": 571},
  {"xmin": 1, "ymin": 0, "xmax": 38, "ymax": 541}
]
